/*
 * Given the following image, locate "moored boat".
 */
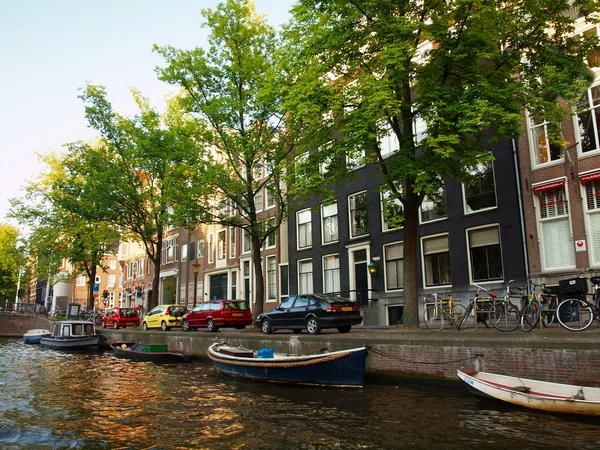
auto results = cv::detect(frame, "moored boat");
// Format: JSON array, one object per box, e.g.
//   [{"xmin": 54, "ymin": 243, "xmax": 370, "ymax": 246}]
[
  {"xmin": 23, "ymin": 329, "xmax": 52, "ymax": 344},
  {"xmin": 40, "ymin": 320, "xmax": 106, "ymax": 351},
  {"xmin": 208, "ymin": 343, "xmax": 368, "ymax": 388},
  {"xmin": 110, "ymin": 341, "xmax": 194, "ymax": 362},
  {"xmin": 457, "ymin": 369, "xmax": 600, "ymax": 416}
]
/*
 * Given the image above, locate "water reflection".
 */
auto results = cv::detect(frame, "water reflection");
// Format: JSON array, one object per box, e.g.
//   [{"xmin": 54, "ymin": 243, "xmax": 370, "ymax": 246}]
[{"xmin": 1, "ymin": 338, "xmax": 599, "ymax": 449}]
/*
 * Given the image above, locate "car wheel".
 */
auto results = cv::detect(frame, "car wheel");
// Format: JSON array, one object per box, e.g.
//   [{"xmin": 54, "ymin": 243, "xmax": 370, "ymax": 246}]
[
  {"xmin": 292, "ymin": 329, "xmax": 302, "ymax": 334},
  {"xmin": 261, "ymin": 318, "xmax": 273, "ymax": 334},
  {"xmin": 161, "ymin": 321, "xmax": 170, "ymax": 331},
  {"xmin": 306, "ymin": 317, "xmax": 321, "ymax": 335},
  {"xmin": 101, "ymin": 322, "xmax": 106, "ymax": 329},
  {"xmin": 113, "ymin": 322, "xmax": 119, "ymax": 330},
  {"xmin": 337, "ymin": 324, "xmax": 352, "ymax": 333},
  {"xmin": 143, "ymin": 322, "xmax": 149, "ymax": 331},
  {"xmin": 181, "ymin": 319, "xmax": 190, "ymax": 332},
  {"xmin": 207, "ymin": 319, "xmax": 218, "ymax": 332}
]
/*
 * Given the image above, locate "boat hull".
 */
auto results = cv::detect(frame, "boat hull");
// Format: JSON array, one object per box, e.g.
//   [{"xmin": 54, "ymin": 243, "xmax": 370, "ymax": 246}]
[
  {"xmin": 40, "ymin": 335, "xmax": 105, "ymax": 351},
  {"xmin": 208, "ymin": 344, "xmax": 367, "ymax": 388},
  {"xmin": 457, "ymin": 369, "xmax": 600, "ymax": 416},
  {"xmin": 110, "ymin": 342, "xmax": 193, "ymax": 363},
  {"xmin": 23, "ymin": 330, "xmax": 51, "ymax": 344}
]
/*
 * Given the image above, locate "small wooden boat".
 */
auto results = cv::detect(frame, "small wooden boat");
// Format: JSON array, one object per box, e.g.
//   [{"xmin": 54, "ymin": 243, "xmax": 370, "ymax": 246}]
[
  {"xmin": 457, "ymin": 369, "xmax": 600, "ymax": 416},
  {"xmin": 110, "ymin": 341, "xmax": 194, "ymax": 363},
  {"xmin": 208, "ymin": 343, "xmax": 368, "ymax": 388},
  {"xmin": 23, "ymin": 329, "xmax": 52, "ymax": 344},
  {"xmin": 40, "ymin": 320, "xmax": 106, "ymax": 350}
]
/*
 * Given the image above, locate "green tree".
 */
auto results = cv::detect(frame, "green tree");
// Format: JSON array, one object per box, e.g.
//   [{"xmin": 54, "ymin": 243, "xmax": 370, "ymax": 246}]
[
  {"xmin": 0, "ymin": 223, "xmax": 26, "ymax": 301},
  {"xmin": 9, "ymin": 152, "xmax": 120, "ymax": 309},
  {"xmin": 282, "ymin": 0, "xmax": 598, "ymax": 327},
  {"xmin": 74, "ymin": 86, "xmax": 208, "ymax": 309},
  {"xmin": 155, "ymin": 0, "xmax": 293, "ymax": 315}
]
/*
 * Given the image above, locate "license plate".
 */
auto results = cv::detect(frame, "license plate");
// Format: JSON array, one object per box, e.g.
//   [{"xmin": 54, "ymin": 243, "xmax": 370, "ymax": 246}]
[
  {"xmin": 233, "ymin": 313, "xmax": 243, "ymax": 317},
  {"xmin": 342, "ymin": 307, "xmax": 352, "ymax": 311}
]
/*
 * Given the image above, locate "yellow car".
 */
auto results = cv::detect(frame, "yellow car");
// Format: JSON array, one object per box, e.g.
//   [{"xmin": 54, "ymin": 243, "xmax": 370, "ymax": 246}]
[{"xmin": 142, "ymin": 304, "xmax": 188, "ymax": 331}]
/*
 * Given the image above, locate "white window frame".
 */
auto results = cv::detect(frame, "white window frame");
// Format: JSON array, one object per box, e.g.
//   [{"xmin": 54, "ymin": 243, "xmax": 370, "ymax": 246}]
[
  {"xmin": 419, "ymin": 186, "xmax": 447, "ymax": 224},
  {"xmin": 348, "ymin": 191, "xmax": 369, "ymax": 239},
  {"xmin": 581, "ymin": 171, "xmax": 600, "ymax": 267},
  {"xmin": 266, "ymin": 217, "xmax": 276, "ymax": 249},
  {"xmin": 381, "ymin": 190, "xmax": 403, "ymax": 232},
  {"xmin": 242, "ymin": 229, "xmax": 251, "ymax": 254},
  {"xmin": 574, "ymin": 80, "xmax": 600, "ymax": 158},
  {"xmin": 384, "ymin": 242, "xmax": 404, "ymax": 292},
  {"xmin": 229, "ymin": 227, "xmax": 236, "ymax": 259},
  {"xmin": 526, "ymin": 112, "xmax": 564, "ymax": 168},
  {"xmin": 217, "ymin": 229, "xmax": 226, "ymax": 261},
  {"xmin": 463, "ymin": 159, "xmax": 498, "ymax": 215},
  {"xmin": 266, "ymin": 255, "xmax": 277, "ymax": 301},
  {"xmin": 181, "ymin": 243, "xmax": 188, "ymax": 262},
  {"xmin": 466, "ymin": 224, "xmax": 504, "ymax": 284},
  {"xmin": 297, "ymin": 209, "xmax": 312, "ymax": 250},
  {"xmin": 321, "ymin": 203, "xmax": 339, "ymax": 245},
  {"xmin": 421, "ymin": 233, "xmax": 452, "ymax": 288},
  {"xmin": 208, "ymin": 233, "xmax": 214, "ymax": 264},
  {"xmin": 197, "ymin": 239, "xmax": 205, "ymax": 259},
  {"xmin": 378, "ymin": 122, "xmax": 400, "ymax": 159},
  {"xmin": 297, "ymin": 259, "xmax": 313, "ymax": 295},
  {"xmin": 322, "ymin": 253, "xmax": 340, "ymax": 295},
  {"xmin": 265, "ymin": 183, "xmax": 276, "ymax": 209}
]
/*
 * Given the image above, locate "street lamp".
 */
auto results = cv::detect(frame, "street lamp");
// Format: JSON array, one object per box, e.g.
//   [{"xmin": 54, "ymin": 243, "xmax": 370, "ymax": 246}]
[{"xmin": 192, "ymin": 261, "xmax": 201, "ymax": 308}]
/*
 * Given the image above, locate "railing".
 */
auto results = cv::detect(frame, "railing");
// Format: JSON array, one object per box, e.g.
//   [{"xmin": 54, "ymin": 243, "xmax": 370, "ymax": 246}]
[{"xmin": 0, "ymin": 301, "xmax": 46, "ymax": 315}]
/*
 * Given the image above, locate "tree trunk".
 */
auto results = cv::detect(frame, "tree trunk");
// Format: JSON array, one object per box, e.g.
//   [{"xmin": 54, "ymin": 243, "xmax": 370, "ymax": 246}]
[
  {"xmin": 251, "ymin": 234, "xmax": 265, "ymax": 317},
  {"xmin": 402, "ymin": 187, "xmax": 421, "ymax": 328}
]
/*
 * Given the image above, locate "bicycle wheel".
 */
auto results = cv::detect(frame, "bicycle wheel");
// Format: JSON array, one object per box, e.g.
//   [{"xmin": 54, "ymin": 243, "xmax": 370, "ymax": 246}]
[
  {"xmin": 424, "ymin": 305, "xmax": 444, "ymax": 331},
  {"xmin": 449, "ymin": 304, "xmax": 468, "ymax": 329},
  {"xmin": 557, "ymin": 298, "xmax": 594, "ymax": 331},
  {"xmin": 457, "ymin": 304, "xmax": 473, "ymax": 330},
  {"xmin": 521, "ymin": 301, "xmax": 540, "ymax": 332},
  {"xmin": 489, "ymin": 302, "xmax": 520, "ymax": 332}
]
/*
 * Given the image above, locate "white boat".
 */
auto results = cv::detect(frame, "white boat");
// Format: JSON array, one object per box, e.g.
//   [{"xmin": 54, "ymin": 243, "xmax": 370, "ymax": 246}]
[
  {"xmin": 40, "ymin": 320, "xmax": 106, "ymax": 350},
  {"xmin": 23, "ymin": 329, "xmax": 52, "ymax": 344},
  {"xmin": 208, "ymin": 343, "xmax": 368, "ymax": 388},
  {"xmin": 457, "ymin": 369, "xmax": 600, "ymax": 416}
]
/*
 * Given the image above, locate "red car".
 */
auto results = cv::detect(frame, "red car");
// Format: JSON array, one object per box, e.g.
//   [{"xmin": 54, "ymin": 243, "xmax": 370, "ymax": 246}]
[
  {"xmin": 181, "ymin": 300, "xmax": 253, "ymax": 332},
  {"xmin": 101, "ymin": 307, "xmax": 140, "ymax": 329}
]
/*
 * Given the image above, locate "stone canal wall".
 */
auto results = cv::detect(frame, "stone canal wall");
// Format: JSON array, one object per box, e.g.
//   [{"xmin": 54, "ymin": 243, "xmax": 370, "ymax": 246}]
[
  {"xmin": 3, "ymin": 314, "xmax": 600, "ymax": 384},
  {"xmin": 98, "ymin": 327, "xmax": 600, "ymax": 385}
]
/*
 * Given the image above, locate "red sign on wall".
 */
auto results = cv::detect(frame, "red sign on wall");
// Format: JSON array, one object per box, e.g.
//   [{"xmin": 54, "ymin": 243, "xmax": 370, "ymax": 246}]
[
  {"xmin": 532, "ymin": 179, "xmax": 565, "ymax": 193},
  {"xmin": 579, "ymin": 171, "xmax": 600, "ymax": 183}
]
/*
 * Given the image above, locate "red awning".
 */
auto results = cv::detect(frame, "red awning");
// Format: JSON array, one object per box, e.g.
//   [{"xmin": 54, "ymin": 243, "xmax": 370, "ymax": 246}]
[
  {"xmin": 579, "ymin": 171, "xmax": 600, "ymax": 183},
  {"xmin": 532, "ymin": 179, "xmax": 565, "ymax": 193}
]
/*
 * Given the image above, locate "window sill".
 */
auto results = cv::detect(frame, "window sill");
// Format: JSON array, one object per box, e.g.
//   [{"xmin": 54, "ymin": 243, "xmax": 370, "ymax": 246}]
[
  {"xmin": 531, "ymin": 159, "xmax": 564, "ymax": 171},
  {"xmin": 464, "ymin": 206, "xmax": 498, "ymax": 216}
]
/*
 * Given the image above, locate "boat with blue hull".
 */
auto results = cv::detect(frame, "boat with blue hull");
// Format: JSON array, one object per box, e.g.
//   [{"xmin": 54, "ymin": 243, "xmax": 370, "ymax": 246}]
[{"xmin": 208, "ymin": 343, "xmax": 368, "ymax": 388}]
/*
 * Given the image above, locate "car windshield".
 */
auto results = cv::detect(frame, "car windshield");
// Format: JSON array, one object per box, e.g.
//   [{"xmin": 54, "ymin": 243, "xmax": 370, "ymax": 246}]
[
  {"xmin": 312, "ymin": 294, "xmax": 353, "ymax": 304},
  {"xmin": 170, "ymin": 306, "xmax": 187, "ymax": 316},
  {"xmin": 121, "ymin": 309, "xmax": 137, "ymax": 318}
]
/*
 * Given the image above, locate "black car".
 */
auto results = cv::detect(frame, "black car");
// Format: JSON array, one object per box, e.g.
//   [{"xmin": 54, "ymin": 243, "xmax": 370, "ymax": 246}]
[{"xmin": 255, "ymin": 294, "xmax": 363, "ymax": 335}]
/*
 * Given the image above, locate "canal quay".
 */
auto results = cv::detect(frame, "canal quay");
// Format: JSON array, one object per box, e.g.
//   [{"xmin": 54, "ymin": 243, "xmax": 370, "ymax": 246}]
[{"xmin": 3, "ymin": 313, "xmax": 600, "ymax": 386}]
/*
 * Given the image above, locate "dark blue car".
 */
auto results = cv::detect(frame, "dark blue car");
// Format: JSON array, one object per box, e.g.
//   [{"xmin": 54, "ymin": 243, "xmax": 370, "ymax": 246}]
[{"xmin": 255, "ymin": 294, "xmax": 363, "ymax": 335}]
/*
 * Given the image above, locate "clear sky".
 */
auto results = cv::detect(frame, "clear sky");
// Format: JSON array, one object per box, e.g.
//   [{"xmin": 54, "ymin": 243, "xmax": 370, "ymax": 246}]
[{"xmin": 0, "ymin": 0, "xmax": 293, "ymax": 229}]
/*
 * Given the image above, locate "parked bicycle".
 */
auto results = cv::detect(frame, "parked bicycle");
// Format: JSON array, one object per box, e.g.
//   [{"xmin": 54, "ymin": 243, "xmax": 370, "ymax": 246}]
[
  {"xmin": 423, "ymin": 293, "xmax": 467, "ymax": 331},
  {"xmin": 556, "ymin": 269, "xmax": 600, "ymax": 331},
  {"xmin": 521, "ymin": 280, "xmax": 558, "ymax": 332},
  {"xmin": 488, "ymin": 280, "xmax": 521, "ymax": 332},
  {"xmin": 457, "ymin": 284, "xmax": 497, "ymax": 330}
]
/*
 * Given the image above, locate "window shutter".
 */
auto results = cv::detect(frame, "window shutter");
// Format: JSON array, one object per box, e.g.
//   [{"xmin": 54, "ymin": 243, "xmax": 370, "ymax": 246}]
[
  {"xmin": 469, "ymin": 227, "xmax": 499, "ymax": 248},
  {"xmin": 423, "ymin": 236, "xmax": 449, "ymax": 255},
  {"xmin": 541, "ymin": 218, "xmax": 575, "ymax": 269}
]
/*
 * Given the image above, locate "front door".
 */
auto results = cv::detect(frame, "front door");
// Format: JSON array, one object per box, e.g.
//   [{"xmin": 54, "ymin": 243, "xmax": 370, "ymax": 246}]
[
  {"xmin": 354, "ymin": 249, "xmax": 368, "ymax": 306},
  {"xmin": 209, "ymin": 273, "xmax": 228, "ymax": 300}
]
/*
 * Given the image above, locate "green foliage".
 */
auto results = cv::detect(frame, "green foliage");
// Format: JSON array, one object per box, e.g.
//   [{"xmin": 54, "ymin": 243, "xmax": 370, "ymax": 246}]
[
  {"xmin": 0, "ymin": 223, "xmax": 26, "ymax": 300},
  {"xmin": 281, "ymin": 0, "xmax": 598, "ymax": 326}
]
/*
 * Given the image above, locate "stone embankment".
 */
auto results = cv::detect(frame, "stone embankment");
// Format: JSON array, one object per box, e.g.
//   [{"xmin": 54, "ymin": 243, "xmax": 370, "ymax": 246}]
[{"xmin": 3, "ymin": 314, "xmax": 600, "ymax": 385}]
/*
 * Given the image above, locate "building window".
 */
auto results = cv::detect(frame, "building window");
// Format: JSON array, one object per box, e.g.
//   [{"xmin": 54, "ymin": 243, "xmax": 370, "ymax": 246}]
[
  {"xmin": 529, "ymin": 115, "xmax": 562, "ymax": 165},
  {"xmin": 420, "ymin": 186, "xmax": 446, "ymax": 222},
  {"xmin": 280, "ymin": 264, "xmax": 289, "ymax": 299},
  {"xmin": 181, "ymin": 244, "xmax": 188, "ymax": 262},
  {"xmin": 323, "ymin": 254, "xmax": 340, "ymax": 294},
  {"xmin": 163, "ymin": 236, "xmax": 178, "ymax": 264},
  {"xmin": 576, "ymin": 84, "xmax": 600, "ymax": 154},
  {"xmin": 243, "ymin": 229, "xmax": 251, "ymax": 254},
  {"xmin": 108, "ymin": 274, "xmax": 116, "ymax": 287},
  {"xmin": 297, "ymin": 209, "xmax": 312, "ymax": 249},
  {"xmin": 208, "ymin": 233, "xmax": 214, "ymax": 263},
  {"xmin": 197, "ymin": 239, "xmax": 205, "ymax": 259},
  {"xmin": 76, "ymin": 274, "xmax": 86, "ymax": 286},
  {"xmin": 229, "ymin": 228, "xmax": 236, "ymax": 259},
  {"xmin": 298, "ymin": 259, "xmax": 313, "ymax": 295},
  {"xmin": 464, "ymin": 160, "xmax": 497, "ymax": 213},
  {"xmin": 254, "ymin": 189, "xmax": 263, "ymax": 212},
  {"xmin": 267, "ymin": 256, "xmax": 277, "ymax": 301},
  {"xmin": 535, "ymin": 183, "xmax": 575, "ymax": 270},
  {"xmin": 349, "ymin": 191, "xmax": 369, "ymax": 238},
  {"xmin": 137, "ymin": 259, "xmax": 144, "ymax": 276},
  {"xmin": 381, "ymin": 190, "xmax": 403, "ymax": 231},
  {"xmin": 584, "ymin": 176, "xmax": 600, "ymax": 265},
  {"xmin": 379, "ymin": 122, "xmax": 400, "ymax": 159},
  {"xmin": 384, "ymin": 243, "xmax": 403, "ymax": 291},
  {"xmin": 265, "ymin": 184, "xmax": 276, "ymax": 209},
  {"xmin": 217, "ymin": 230, "xmax": 226, "ymax": 260},
  {"xmin": 468, "ymin": 226, "xmax": 503, "ymax": 282},
  {"xmin": 108, "ymin": 259, "xmax": 117, "ymax": 270},
  {"xmin": 266, "ymin": 218, "xmax": 276, "ymax": 248},
  {"xmin": 346, "ymin": 151, "xmax": 365, "ymax": 170},
  {"xmin": 321, "ymin": 203, "xmax": 338, "ymax": 244},
  {"xmin": 422, "ymin": 234, "xmax": 452, "ymax": 287}
]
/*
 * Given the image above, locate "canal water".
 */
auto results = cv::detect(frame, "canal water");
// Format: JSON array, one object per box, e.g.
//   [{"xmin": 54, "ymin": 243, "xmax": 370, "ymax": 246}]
[{"xmin": 0, "ymin": 338, "xmax": 598, "ymax": 450}]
